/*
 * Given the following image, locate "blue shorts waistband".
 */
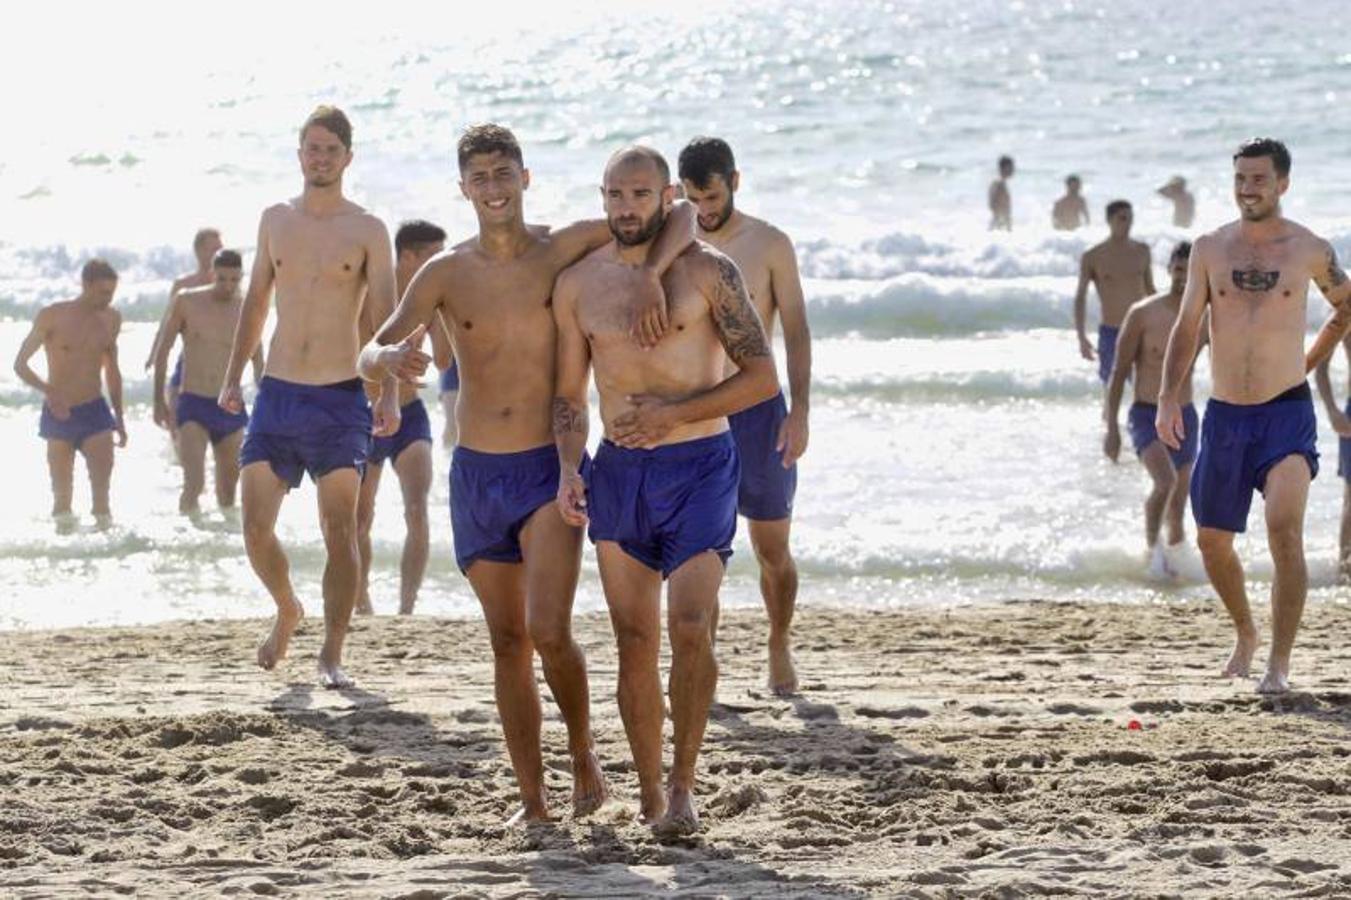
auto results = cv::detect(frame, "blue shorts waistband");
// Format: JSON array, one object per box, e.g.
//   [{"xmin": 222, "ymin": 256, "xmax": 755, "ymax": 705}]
[
  {"xmin": 599, "ymin": 430, "xmax": 733, "ymax": 463},
  {"xmin": 260, "ymin": 375, "xmax": 363, "ymax": 394},
  {"xmin": 453, "ymin": 443, "xmax": 559, "ymax": 469},
  {"xmin": 1208, "ymin": 382, "xmax": 1311, "ymax": 411}
]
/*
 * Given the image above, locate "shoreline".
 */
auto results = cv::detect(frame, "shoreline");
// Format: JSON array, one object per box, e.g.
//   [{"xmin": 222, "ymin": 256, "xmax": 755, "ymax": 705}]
[{"xmin": 2, "ymin": 601, "xmax": 1349, "ymax": 897}]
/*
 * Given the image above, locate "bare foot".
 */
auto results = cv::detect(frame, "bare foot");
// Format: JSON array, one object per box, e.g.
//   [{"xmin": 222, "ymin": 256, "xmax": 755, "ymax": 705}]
[
  {"xmin": 654, "ymin": 784, "xmax": 700, "ymax": 836},
  {"xmin": 1221, "ymin": 625, "xmax": 1259, "ymax": 678},
  {"xmin": 355, "ymin": 594, "xmax": 374, "ymax": 616},
  {"xmin": 636, "ymin": 785, "xmax": 667, "ymax": 825},
  {"xmin": 505, "ymin": 802, "xmax": 553, "ymax": 827},
  {"xmin": 257, "ymin": 597, "xmax": 304, "ymax": 671},
  {"xmin": 769, "ymin": 640, "xmax": 799, "ymax": 697},
  {"xmin": 398, "ymin": 601, "xmax": 415, "ymax": 616},
  {"xmin": 317, "ymin": 658, "xmax": 354, "ymax": 690},
  {"xmin": 571, "ymin": 750, "xmax": 608, "ymax": 818},
  {"xmin": 1257, "ymin": 662, "xmax": 1290, "ymax": 695}
]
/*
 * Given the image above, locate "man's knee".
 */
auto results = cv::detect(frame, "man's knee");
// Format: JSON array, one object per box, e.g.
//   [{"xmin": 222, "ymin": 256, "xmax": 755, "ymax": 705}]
[
  {"xmin": 487, "ymin": 623, "xmax": 531, "ymax": 661},
  {"xmin": 320, "ymin": 506, "xmax": 358, "ymax": 546},
  {"xmin": 242, "ymin": 516, "xmax": 275, "ymax": 550},
  {"xmin": 752, "ymin": 530, "xmax": 794, "ymax": 571},
  {"xmin": 668, "ymin": 605, "xmax": 715, "ymax": 656},
  {"xmin": 613, "ymin": 618, "xmax": 659, "ymax": 664},
  {"xmin": 1196, "ymin": 528, "xmax": 1233, "ymax": 558},
  {"xmin": 1266, "ymin": 516, "xmax": 1304, "ymax": 555},
  {"xmin": 402, "ymin": 495, "xmax": 429, "ymax": 531},
  {"xmin": 527, "ymin": 612, "xmax": 571, "ymax": 660}
]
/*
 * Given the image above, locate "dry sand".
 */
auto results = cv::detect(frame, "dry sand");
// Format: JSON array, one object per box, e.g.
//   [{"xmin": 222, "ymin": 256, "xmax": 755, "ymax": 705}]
[{"xmin": 1, "ymin": 600, "xmax": 1349, "ymax": 898}]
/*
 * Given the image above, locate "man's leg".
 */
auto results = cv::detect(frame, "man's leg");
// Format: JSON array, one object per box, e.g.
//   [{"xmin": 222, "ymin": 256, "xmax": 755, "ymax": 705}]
[
  {"xmin": 1139, "ymin": 443, "xmax": 1175, "ymax": 550},
  {"xmin": 597, "ymin": 542, "xmax": 665, "ymax": 822},
  {"xmin": 747, "ymin": 517, "xmax": 799, "ymax": 695},
  {"xmin": 440, "ymin": 390, "xmax": 458, "ymax": 448},
  {"xmin": 519, "ymin": 503, "xmax": 604, "ymax": 815},
  {"xmin": 214, "ymin": 430, "xmax": 244, "ymax": 510},
  {"xmin": 46, "ymin": 439, "xmax": 76, "ymax": 518},
  {"xmin": 1165, "ymin": 462, "xmax": 1193, "ymax": 548},
  {"xmin": 1340, "ymin": 483, "xmax": 1351, "ymax": 583},
  {"xmin": 1259, "ymin": 455, "xmax": 1312, "ymax": 694},
  {"xmin": 354, "ymin": 462, "xmax": 384, "ymax": 616},
  {"xmin": 177, "ymin": 422, "xmax": 209, "ymax": 514},
  {"xmin": 81, "ymin": 431, "xmax": 115, "ymax": 522},
  {"xmin": 392, "ymin": 442, "xmax": 432, "ymax": 614},
  {"xmin": 315, "ymin": 468, "xmax": 362, "ymax": 688},
  {"xmin": 241, "ymin": 462, "xmax": 303, "ymax": 670},
  {"xmin": 465, "ymin": 559, "xmax": 547, "ymax": 822},
  {"xmin": 1196, "ymin": 525, "xmax": 1257, "ymax": 678},
  {"xmin": 661, "ymin": 551, "xmax": 722, "ymax": 834}
]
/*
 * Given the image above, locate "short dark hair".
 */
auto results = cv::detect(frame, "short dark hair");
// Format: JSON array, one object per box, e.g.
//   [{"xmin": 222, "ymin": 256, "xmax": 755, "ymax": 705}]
[
  {"xmin": 1170, "ymin": 240, "xmax": 1192, "ymax": 263},
  {"xmin": 1233, "ymin": 137, "xmax": 1291, "ymax": 177},
  {"xmin": 213, "ymin": 249, "xmax": 243, "ymax": 269},
  {"xmin": 1105, "ymin": 199, "xmax": 1132, "ymax": 218},
  {"xmin": 395, "ymin": 220, "xmax": 448, "ymax": 255},
  {"xmin": 1066, "ymin": 174, "xmax": 1081, "ymax": 185},
  {"xmin": 678, "ymin": 137, "xmax": 736, "ymax": 189},
  {"xmin": 457, "ymin": 123, "xmax": 523, "ymax": 171},
  {"xmin": 81, "ymin": 258, "xmax": 117, "ymax": 282},
  {"xmin": 300, "ymin": 105, "xmax": 352, "ymax": 150},
  {"xmin": 998, "ymin": 155, "xmax": 1014, "ymax": 168},
  {"xmin": 193, "ymin": 227, "xmax": 221, "ymax": 251},
  {"xmin": 606, "ymin": 145, "xmax": 670, "ymax": 186}
]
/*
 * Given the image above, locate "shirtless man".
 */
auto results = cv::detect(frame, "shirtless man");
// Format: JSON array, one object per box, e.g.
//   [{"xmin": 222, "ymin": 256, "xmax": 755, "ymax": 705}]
[
  {"xmin": 1158, "ymin": 176, "xmax": 1196, "ymax": 229},
  {"xmin": 989, "ymin": 156, "xmax": 1014, "ymax": 231},
  {"xmin": 153, "ymin": 250, "xmax": 262, "ymax": 514},
  {"xmin": 1104, "ymin": 242, "xmax": 1201, "ymax": 575},
  {"xmin": 1075, "ymin": 200, "xmax": 1156, "ymax": 385},
  {"xmin": 354, "ymin": 220, "xmax": 447, "ymax": 615},
  {"xmin": 1314, "ymin": 337, "xmax": 1351, "ymax": 581},
  {"xmin": 1158, "ymin": 138, "xmax": 1351, "ymax": 694},
  {"xmin": 678, "ymin": 137, "xmax": 811, "ymax": 695},
  {"xmin": 14, "ymin": 259, "xmax": 127, "ymax": 526},
  {"xmin": 359, "ymin": 124, "xmax": 694, "ymax": 823},
  {"xmin": 219, "ymin": 106, "xmax": 398, "ymax": 689},
  {"xmin": 1053, "ymin": 175, "xmax": 1090, "ymax": 231},
  {"xmin": 553, "ymin": 146, "xmax": 778, "ymax": 833},
  {"xmin": 146, "ymin": 227, "xmax": 224, "ymax": 435}
]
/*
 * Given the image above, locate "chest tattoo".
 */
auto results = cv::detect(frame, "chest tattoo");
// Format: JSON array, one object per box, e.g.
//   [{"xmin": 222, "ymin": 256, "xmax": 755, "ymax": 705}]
[{"xmin": 1231, "ymin": 267, "xmax": 1280, "ymax": 293}]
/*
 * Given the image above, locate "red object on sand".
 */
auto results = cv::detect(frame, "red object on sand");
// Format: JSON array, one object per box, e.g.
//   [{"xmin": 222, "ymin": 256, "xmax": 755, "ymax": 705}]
[{"xmin": 1127, "ymin": 719, "xmax": 1142, "ymax": 730}]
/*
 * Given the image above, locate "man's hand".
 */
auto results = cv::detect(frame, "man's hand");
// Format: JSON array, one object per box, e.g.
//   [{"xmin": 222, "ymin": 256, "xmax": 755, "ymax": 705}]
[
  {"xmin": 630, "ymin": 268, "xmax": 670, "ymax": 349},
  {"xmin": 611, "ymin": 394, "xmax": 678, "ymax": 449},
  {"xmin": 114, "ymin": 418, "xmax": 128, "ymax": 448},
  {"xmin": 378, "ymin": 325, "xmax": 431, "ymax": 384},
  {"xmin": 556, "ymin": 469, "xmax": 589, "ymax": 527},
  {"xmin": 776, "ymin": 405, "xmax": 809, "ymax": 468},
  {"xmin": 1078, "ymin": 333, "xmax": 1096, "ymax": 362},
  {"xmin": 45, "ymin": 388, "xmax": 71, "ymax": 421},
  {"xmin": 1155, "ymin": 398, "xmax": 1185, "ymax": 451},
  {"xmin": 1103, "ymin": 424, "xmax": 1121, "ymax": 462},
  {"xmin": 218, "ymin": 382, "xmax": 244, "ymax": 415},
  {"xmin": 153, "ymin": 396, "xmax": 173, "ymax": 431},
  {"xmin": 372, "ymin": 390, "xmax": 401, "ymax": 438},
  {"xmin": 1331, "ymin": 407, "xmax": 1351, "ymax": 438}
]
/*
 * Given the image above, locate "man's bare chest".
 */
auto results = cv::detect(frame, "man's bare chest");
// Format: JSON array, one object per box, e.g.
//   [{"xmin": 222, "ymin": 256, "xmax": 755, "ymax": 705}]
[{"xmin": 271, "ymin": 223, "xmax": 366, "ymax": 285}]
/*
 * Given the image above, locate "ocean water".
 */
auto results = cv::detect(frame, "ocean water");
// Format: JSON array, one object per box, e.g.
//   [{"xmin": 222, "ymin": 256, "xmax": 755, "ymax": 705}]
[{"xmin": 3, "ymin": 0, "xmax": 1350, "ymax": 629}]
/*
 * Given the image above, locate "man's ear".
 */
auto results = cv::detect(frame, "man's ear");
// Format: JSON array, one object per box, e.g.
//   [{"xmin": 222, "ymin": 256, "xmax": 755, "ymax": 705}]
[{"xmin": 730, "ymin": 170, "xmax": 741, "ymax": 192}]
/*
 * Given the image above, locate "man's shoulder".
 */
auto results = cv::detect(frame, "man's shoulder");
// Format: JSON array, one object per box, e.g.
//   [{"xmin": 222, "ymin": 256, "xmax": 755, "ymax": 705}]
[{"xmin": 742, "ymin": 214, "xmax": 792, "ymax": 252}]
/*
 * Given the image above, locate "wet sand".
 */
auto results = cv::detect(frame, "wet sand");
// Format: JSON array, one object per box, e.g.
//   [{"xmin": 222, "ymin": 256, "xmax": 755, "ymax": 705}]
[{"xmin": 2, "ymin": 600, "xmax": 1349, "ymax": 897}]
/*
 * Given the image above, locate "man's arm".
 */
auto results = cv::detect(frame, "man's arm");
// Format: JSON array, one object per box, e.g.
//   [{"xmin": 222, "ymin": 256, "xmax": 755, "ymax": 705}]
[
  {"xmin": 1157, "ymin": 240, "xmax": 1212, "ymax": 449},
  {"xmin": 551, "ymin": 270, "xmax": 592, "ymax": 526},
  {"xmin": 611, "ymin": 253, "xmax": 777, "ymax": 448},
  {"xmin": 770, "ymin": 231, "xmax": 811, "ymax": 467},
  {"xmin": 1315, "ymin": 345, "xmax": 1351, "ymax": 437},
  {"xmin": 1103, "ymin": 308, "xmax": 1141, "ymax": 462},
  {"xmin": 152, "ymin": 296, "xmax": 186, "ymax": 428},
  {"xmin": 220, "ymin": 212, "xmax": 275, "ymax": 411},
  {"xmin": 358, "ymin": 258, "xmax": 439, "ymax": 384},
  {"xmin": 1073, "ymin": 252, "xmax": 1095, "ymax": 359},
  {"xmin": 429, "ymin": 309, "xmax": 454, "ymax": 371},
  {"xmin": 13, "ymin": 309, "xmax": 51, "ymax": 397},
  {"xmin": 104, "ymin": 311, "xmax": 126, "ymax": 447},
  {"xmin": 1305, "ymin": 242, "xmax": 1351, "ymax": 373},
  {"xmin": 144, "ymin": 275, "xmax": 187, "ymax": 370},
  {"xmin": 1141, "ymin": 245, "xmax": 1157, "ymax": 295}
]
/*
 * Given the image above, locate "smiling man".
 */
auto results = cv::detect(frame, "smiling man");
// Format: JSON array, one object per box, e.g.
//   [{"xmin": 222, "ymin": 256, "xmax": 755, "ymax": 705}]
[{"xmin": 1158, "ymin": 137, "xmax": 1351, "ymax": 694}]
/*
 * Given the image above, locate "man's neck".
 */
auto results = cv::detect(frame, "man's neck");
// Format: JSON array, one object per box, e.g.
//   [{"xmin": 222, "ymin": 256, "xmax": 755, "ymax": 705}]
[
  {"xmin": 615, "ymin": 238, "xmax": 652, "ymax": 266},
  {"xmin": 1238, "ymin": 210, "xmax": 1285, "ymax": 241},
  {"xmin": 1107, "ymin": 234, "xmax": 1131, "ymax": 246},
  {"xmin": 300, "ymin": 181, "xmax": 347, "ymax": 215},
  {"xmin": 700, "ymin": 208, "xmax": 744, "ymax": 243},
  {"xmin": 476, "ymin": 217, "xmax": 532, "ymax": 260}
]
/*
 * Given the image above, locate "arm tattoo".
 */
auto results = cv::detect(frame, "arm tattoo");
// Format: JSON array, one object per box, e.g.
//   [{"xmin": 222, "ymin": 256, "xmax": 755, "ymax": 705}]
[
  {"xmin": 1317, "ymin": 247, "xmax": 1349, "ymax": 292},
  {"xmin": 711, "ymin": 255, "xmax": 770, "ymax": 364},
  {"xmin": 552, "ymin": 398, "xmax": 586, "ymax": 435},
  {"xmin": 1232, "ymin": 267, "xmax": 1280, "ymax": 292}
]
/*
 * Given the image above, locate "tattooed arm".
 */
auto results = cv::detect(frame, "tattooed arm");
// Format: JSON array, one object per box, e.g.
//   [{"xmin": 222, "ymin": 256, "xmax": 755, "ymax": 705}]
[
  {"xmin": 611, "ymin": 251, "xmax": 778, "ymax": 449},
  {"xmin": 1305, "ymin": 241, "xmax": 1351, "ymax": 373},
  {"xmin": 551, "ymin": 267, "xmax": 592, "ymax": 526}
]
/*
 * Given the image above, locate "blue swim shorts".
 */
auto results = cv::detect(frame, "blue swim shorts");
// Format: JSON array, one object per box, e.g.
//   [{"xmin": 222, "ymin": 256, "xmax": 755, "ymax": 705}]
[
  {"xmin": 1098, "ymin": 324, "xmax": 1119, "ymax": 384},
  {"xmin": 1338, "ymin": 401, "xmax": 1351, "ymax": 481},
  {"xmin": 239, "ymin": 376, "xmax": 371, "ymax": 489},
  {"xmin": 728, "ymin": 391, "xmax": 797, "ymax": 520},
  {"xmin": 1128, "ymin": 401, "xmax": 1198, "ymax": 469},
  {"xmin": 176, "ymin": 391, "xmax": 248, "ymax": 445},
  {"xmin": 369, "ymin": 399, "xmax": 432, "ymax": 467},
  {"xmin": 439, "ymin": 361, "xmax": 459, "ymax": 394},
  {"xmin": 450, "ymin": 443, "xmax": 572, "ymax": 574},
  {"xmin": 588, "ymin": 431, "xmax": 739, "ymax": 578},
  {"xmin": 39, "ymin": 397, "xmax": 116, "ymax": 449},
  {"xmin": 1190, "ymin": 382, "xmax": 1318, "ymax": 533}
]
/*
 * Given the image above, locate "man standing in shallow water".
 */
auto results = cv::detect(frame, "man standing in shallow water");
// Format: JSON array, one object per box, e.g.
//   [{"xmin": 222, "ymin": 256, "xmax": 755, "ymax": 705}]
[
  {"xmin": 554, "ymin": 146, "xmax": 778, "ymax": 833},
  {"xmin": 989, "ymin": 155, "xmax": 1014, "ymax": 231},
  {"xmin": 147, "ymin": 227, "xmax": 223, "ymax": 444},
  {"xmin": 14, "ymin": 258, "xmax": 127, "ymax": 527},
  {"xmin": 678, "ymin": 136, "xmax": 811, "ymax": 696},
  {"xmin": 1074, "ymin": 200, "xmax": 1155, "ymax": 388},
  {"xmin": 219, "ymin": 105, "xmax": 399, "ymax": 689},
  {"xmin": 1104, "ymin": 242, "xmax": 1202, "ymax": 577},
  {"xmin": 360, "ymin": 124, "xmax": 694, "ymax": 824},
  {"xmin": 1158, "ymin": 137, "xmax": 1351, "ymax": 694}
]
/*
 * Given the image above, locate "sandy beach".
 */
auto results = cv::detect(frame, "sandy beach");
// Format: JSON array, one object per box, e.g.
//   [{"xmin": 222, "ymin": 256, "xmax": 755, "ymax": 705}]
[{"xmin": 0, "ymin": 601, "xmax": 1348, "ymax": 898}]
